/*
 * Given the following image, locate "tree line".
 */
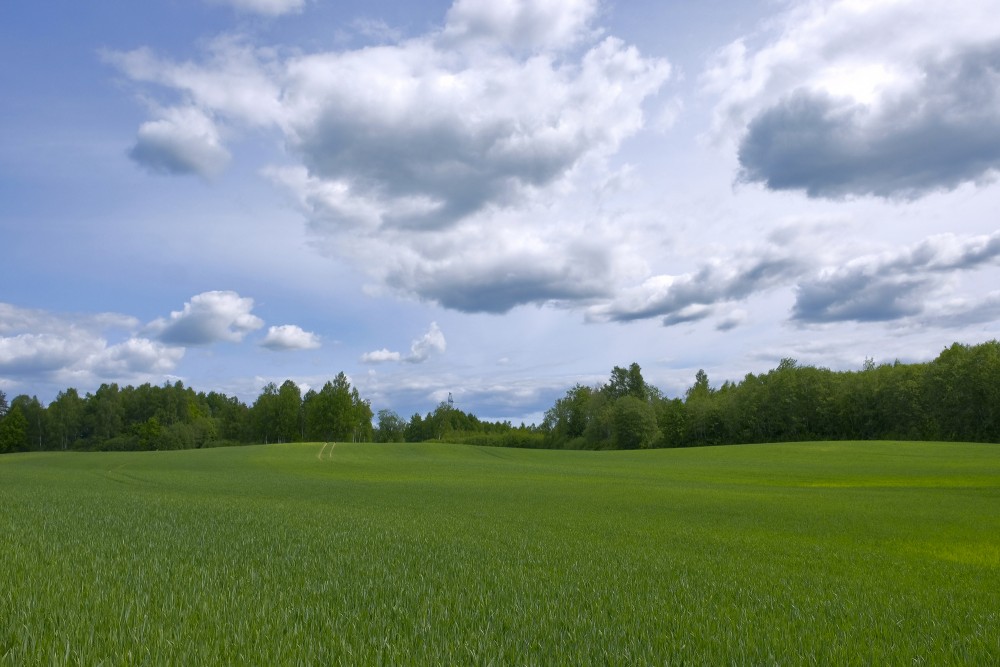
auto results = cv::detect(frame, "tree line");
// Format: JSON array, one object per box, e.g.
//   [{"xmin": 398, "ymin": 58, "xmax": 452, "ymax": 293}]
[
  {"xmin": 1, "ymin": 339, "xmax": 998, "ymax": 453},
  {"xmin": 0, "ymin": 372, "xmax": 373, "ymax": 453},
  {"xmin": 541, "ymin": 340, "xmax": 1000, "ymax": 449},
  {"xmin": 0, "ymin": 369, "xmax": 533, "ymax": 453}
]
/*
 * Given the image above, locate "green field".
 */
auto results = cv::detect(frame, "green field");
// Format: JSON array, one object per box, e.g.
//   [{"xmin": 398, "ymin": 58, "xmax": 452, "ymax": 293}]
[{"xmin": 2, "ymin": 441, "xmax": 999, "ymax": 665}]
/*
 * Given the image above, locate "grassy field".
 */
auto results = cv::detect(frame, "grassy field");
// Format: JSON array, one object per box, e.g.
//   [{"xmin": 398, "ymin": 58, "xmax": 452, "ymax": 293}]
[{"xmin": 1, "ymin": 441, "xmax": 998, "ymax": 665}]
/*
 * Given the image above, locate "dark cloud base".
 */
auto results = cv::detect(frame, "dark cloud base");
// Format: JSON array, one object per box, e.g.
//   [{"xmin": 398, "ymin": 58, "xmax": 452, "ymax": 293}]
[{"xmin": 738, "ymin": 42, "xmax": 1000, "ymax": 200}]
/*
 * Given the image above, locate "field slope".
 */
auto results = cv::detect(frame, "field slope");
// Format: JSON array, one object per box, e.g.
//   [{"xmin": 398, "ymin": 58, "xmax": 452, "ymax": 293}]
[{"xmin": 2, "ymin": 441, "xmax": 999, "ymax": 664}]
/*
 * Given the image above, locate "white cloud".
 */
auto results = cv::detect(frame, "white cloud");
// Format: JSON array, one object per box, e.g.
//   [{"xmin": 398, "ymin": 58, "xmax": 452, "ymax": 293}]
[
  {"xmin": 129, "ymin": 106, "xmax": 230, "ymax": 178},
  {"xmin": 362, "ymin": 322, "xmax": 447, "ymax": 365},
  {"xmin": 260, "ymin": 324, "xmax": 321, "ymax": 351},
  {"xmin": 361, "ymin": 348, "xmax": 403, "ymax": 364},
  {"xmin": 146, "ymin": 291, "xmax": 264, "ymax": 345},
  {"xmin": 104, "ymin": 39, "xmax": 286, "ymax": 128},
  {"xmin": 407, "ymin": 322, "xmax": 447, "ymax": 363},
  {"xmin": 705, "ymin": 0, "xmax": 1000, "ymax": 199},
  {"xmin": 0, "ymin": 303, "xmax": 184, "ymax": 386},
  {"xmin": 585, "ymin": 225, "xmax": 1000, "ymax": 330},
  {"xmin": 279, "ymin": 163, "xmax": 644, "ymax": 313},
  {"xmin": 0, "ymin": 333, "xmax": 95, "ymax": 375},
  {"xmin": 107, "ymin": 2, "xmax": 670, "ymax": 313},
  {"xmin": 89, "ymin": 338, "xmax": 186, "ymax": 377},
  {"xmin": 587, "ymin": 251, "xmax": 804, "ymax": 325},
  {"xmin": 280, "ymin": 33, "xmax": 669, "ymax": 231}
]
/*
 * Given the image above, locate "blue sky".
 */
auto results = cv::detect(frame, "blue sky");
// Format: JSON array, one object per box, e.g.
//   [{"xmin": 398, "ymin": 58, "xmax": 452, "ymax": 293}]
[{"xmin": 3, "ymin": 0, "xmax": 1000, "ymax": 422}]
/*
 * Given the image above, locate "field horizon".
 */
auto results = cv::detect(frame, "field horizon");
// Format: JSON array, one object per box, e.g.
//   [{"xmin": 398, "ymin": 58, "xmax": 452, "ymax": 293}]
[{"xmin": 2, "ymin": 440, "xmax": 999, "ymax": 664}]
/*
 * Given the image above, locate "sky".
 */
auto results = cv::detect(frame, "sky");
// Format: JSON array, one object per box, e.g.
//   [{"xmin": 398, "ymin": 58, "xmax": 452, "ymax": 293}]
[{"xmin": 2, "ymin": 0, "xmax": 1000, "ymax": 423}]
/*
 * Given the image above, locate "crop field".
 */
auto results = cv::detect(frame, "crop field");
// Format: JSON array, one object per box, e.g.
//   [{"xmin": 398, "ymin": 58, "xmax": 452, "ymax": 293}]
[{"xmin": 1, "ymin": 441, "xmax": 999, "ymax": 665}]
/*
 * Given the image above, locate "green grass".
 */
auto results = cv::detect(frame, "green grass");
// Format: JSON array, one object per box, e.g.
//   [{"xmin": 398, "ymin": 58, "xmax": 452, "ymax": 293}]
[{"xmin": 1, "ymin": 441, "xmax": 999, "ymax": 665}]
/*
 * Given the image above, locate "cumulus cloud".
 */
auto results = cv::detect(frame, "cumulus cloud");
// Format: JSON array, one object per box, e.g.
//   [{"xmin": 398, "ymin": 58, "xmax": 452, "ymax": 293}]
[
  {"xmin": 361, "ymin": 348, "xmax": 403, "ymax": 364},
  {"xmin": 380, "ymin": 226, "xmax": 623, "ymax": 314},
  {"xmin": 793, "ymin": 273, "xmax": 928, "ymax": 324},
  {"xmin": 0, "ymin": 303, "xmax": 184, "ymax": 385},
  {"xmin": 274, "ymin": 163, "xmax": 639, "ymax": 313},
  {"xmin": 407, "ymin": 322, "xmax": 447, "ymax": 363},
  {"xmin": 107, "ymin": 2, "xmax": 670, "ymax": 313},
  {"xmin": 586, "ymin": 226, "xmax": 1000, "ymax": 330},
  {"xmin": 146, "ymin": 291, "xmax": 264, "ymax": 345},
  {"xmin": 792, "ymin": 231, "xmax": 1000, "ymax": 323},
  {"xmin": 706, "ymin": 0, "xmax": 1000, "ymax": 199},
  {"xmin": 129, "ymin": 106, "xmax": 230, "ymax": 177},
  {"xmin": 588, "ymin": 253, "xmax": 804, "ymax": 325},
  {"xmin": 260, "ymin": 324, "xmax": 321, "ymax": 351},
  {"xmin": 89, "ymin": 338, "xmax": 186, "ymax": 377},
  {"xmin": 362, "ymin": 322, "xmax": 447, "ymax": 364},
  {"xmin": 282, "ymin": 33, "xmax": 668, "ymax": 231},
  {"xmin": 104, "ymin": 39, "xmax": 286, "ymax": 129},
  {"xmin": 0, "ymin": 333, "xmax": 95, "ymax": 376}
]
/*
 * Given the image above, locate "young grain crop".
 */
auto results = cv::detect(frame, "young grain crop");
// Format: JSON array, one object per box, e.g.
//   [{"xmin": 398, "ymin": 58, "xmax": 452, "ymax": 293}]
[{"xmin": 1, "ymin": 441, "xmax": 998, "ymax": 664}]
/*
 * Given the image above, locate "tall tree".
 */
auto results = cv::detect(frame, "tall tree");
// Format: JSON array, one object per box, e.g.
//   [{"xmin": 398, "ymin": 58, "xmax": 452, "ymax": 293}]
[
  {"xmin": 48, "ymin": 388, "xmax": 84, "ymax": 450},
  {"xmin": 304, "ymin": 374, "xmax": 355, "ymax": 442},
  {"xmin": 276, "ymin": 380, "xmax": 303, "ymax": 443},
  {"xmin": 685, "ymin": 369, "xmax": 712, "ymax": 403},
  {"xmin": 204, "ymin": 391, "xmax": 250, "ymax": 442},
  {"xmin": 611, "ymin": 396, "xmax": 658, "ymax": 449},
  {"xmin": 85, "ymin": 383, "xmax": 125, "ymax": 443},
  {"xmin": 252, "ymin": 382, "xmax": 281, "ymax": 444},
  {"xmin": 0, "ymin": 405, "xmax": 28, "ymax": 453},
  {"xmin": 10, "ymin": 395, "xmax": 46, "ymax": 450},
  {"xmin": 605, "ymin": 363, "xmax": 649, "ymax": 402},
  {"xmin": 542, "ymin": 384, "xmax": 594, "ymax": 448},
  {"xmin": 375, "ymin": 409, "xmax": 406, "ymax": 442},
  {"xmin": 351, "ymin": 388, "xmax": 374, "ymax": 442}
]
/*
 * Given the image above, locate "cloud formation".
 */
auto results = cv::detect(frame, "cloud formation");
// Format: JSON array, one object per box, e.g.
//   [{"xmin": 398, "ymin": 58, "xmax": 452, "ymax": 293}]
[
  {"xmin": 0, "ymin": 303, "xmax": 183, "ymax": 385},
  {"xmin": 107, "ymin": 1, "xmax": 670, "ymax": 313},
  {"xmin": 585, "ymin": 225, "xmax": 1000, "ymax": 332},
  {"xmin": 260, "ymin": 325, "xmax": 321, "ymax": 351},
  {"xmin": 361, "ymin": 348, "xmax": 402, "ymax": 364},
  {"xmin": 707, "ymin": 0, "xmax": 1000, "ymax": 199},
  {"xmin": 792, "ymin": 232, "xmax": 1000, "ymax": 323},
  {"xmin": 362, "ymin": 322, "xmax": 446, "ymax": 364},
  {"xmin": 147, "ymin": 291, "xmax": 264, "ymax": 345},
  {"xmin": 129, "ymin": 106, "xmax": 230, "ymax": 177},
  {"xmin": 281, "ymin": 31, "xmax": 668, "ymax": 231},
  {"xmin": 588, "ymin": 252, "xmax": 804, "ymax": 326}
]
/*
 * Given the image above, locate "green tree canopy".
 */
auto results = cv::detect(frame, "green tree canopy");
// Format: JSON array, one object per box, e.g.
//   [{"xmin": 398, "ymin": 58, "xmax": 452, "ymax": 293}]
[{"xmin": 0, "ymin": 405, "xmax": 28, "ymax": 453}]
